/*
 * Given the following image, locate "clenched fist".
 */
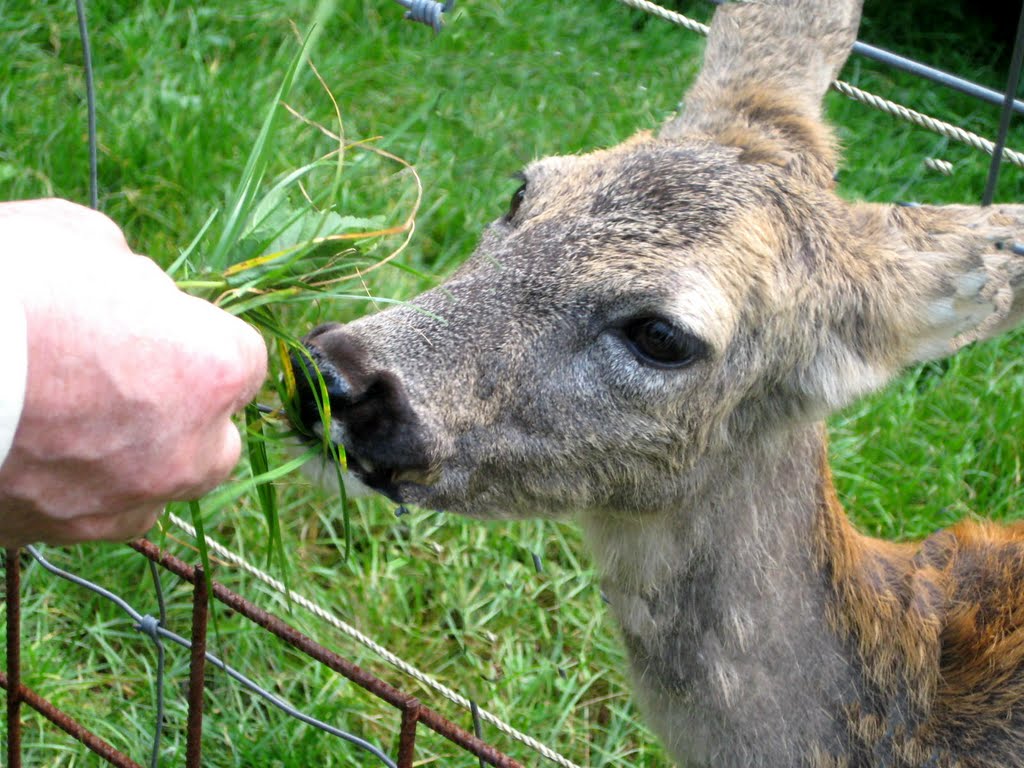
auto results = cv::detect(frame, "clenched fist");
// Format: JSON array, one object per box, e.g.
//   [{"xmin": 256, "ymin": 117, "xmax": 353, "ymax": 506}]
[{"xmin": 0, "ymin": 199, "xmax": 267, "ymax": 546}]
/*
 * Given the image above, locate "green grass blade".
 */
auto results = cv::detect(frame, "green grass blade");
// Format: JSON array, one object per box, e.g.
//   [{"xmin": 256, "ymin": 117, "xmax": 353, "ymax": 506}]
[
  {"xmin": 337, "ymin": 446, "xmax": 351, "ymax": 559},
  {"xmin": 184, "ymin": 499, "xmax": 212, "ymax": 589},
  {"xmin": 279, "ymin": 340, "xmax": 353, "ymax": 559},
  {"xmin": 198, "ymin": 446, "xmax": 320, "ymax": 512},
  {"xmin": 166, "ymin": 208, "xmax": 219, "ymax": 279},
  {"xmin": 245, "ymin": 403, "xmax": 292, "ymax": 605},
  {"xmin": 206, "ymin": 32, "xmax": 314, "ymax": 270}
]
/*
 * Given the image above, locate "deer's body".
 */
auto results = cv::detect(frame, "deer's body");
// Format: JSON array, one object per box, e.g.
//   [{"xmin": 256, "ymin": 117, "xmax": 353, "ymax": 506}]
[
  {"xmin": 294, "ymin": 1, "xmax": 1024, "ymax": 764},
  {"xmin": 588, "ymin": 421, "xmax": 1024, "ymax": 766}
]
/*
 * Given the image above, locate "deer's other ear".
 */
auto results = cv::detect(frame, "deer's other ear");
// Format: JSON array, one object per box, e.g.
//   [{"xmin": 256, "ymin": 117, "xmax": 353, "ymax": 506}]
[
  {"xmin": 663, "ymin": 0, "xmax": 863, "ymax": 187},
  {"xmin": 792, "ymin": 203, "xmax": 1024, "ymax": 413}
]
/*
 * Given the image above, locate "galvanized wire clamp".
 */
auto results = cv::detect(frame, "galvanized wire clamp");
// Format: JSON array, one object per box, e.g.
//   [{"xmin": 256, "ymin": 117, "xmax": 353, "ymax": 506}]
[{"xmin": 395, "ymin": 0, "xmax": 454, "ymax": 33}]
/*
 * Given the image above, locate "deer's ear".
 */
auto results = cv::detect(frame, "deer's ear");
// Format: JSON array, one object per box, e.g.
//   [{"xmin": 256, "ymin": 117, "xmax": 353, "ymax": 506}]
[
  {"xmin": 793, "ymin": 203, "xmax": 1024, "ymax": 412},
  {"xmin": 663, "ymin": 0, "xmax": 862, "ymax": 187}
]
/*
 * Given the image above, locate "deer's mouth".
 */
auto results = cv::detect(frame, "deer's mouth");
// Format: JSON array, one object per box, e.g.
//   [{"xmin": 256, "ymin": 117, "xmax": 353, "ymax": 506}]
[
  {"xmin": 342, "ymin": 449, "xmax": 393, "ymax": 495},
  {"xmin": 338, "ymin": 445, "xmax": 440, "ymax": 502},
  {"xmin": 298, "ymin": 413, "xmax": 441, "ymax": 505}
]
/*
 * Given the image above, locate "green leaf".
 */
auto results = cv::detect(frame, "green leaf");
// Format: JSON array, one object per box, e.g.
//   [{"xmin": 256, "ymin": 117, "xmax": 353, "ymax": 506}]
[
  {"xmin": 245, "ymin": 403, "xmax": 292, "ymax": 605},
  {"xmin": 198, "ymin": 446, "xmax": 320, "ymax": 512}
]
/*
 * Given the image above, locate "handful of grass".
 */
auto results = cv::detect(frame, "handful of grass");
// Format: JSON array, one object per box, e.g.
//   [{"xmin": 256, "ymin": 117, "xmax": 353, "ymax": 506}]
[{"xmin": 164, "ymin": 27, "xmax": 423, "ymax": 583}]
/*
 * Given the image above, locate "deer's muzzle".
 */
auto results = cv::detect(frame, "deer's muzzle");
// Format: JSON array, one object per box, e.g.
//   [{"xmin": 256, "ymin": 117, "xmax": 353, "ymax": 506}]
[{"xmin": 290, "ymin": 325, "xmax": 438, "ymax": 500}]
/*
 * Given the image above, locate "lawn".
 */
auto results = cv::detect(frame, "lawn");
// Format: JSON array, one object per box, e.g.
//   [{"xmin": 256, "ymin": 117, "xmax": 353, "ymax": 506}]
[{"xmin": 2, "ymin": 0, "xmax": 1024, "ymax": 766}]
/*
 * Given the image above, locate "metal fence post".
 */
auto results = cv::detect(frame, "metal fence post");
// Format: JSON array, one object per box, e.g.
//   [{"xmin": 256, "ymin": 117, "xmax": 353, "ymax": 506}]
[
  {"xmin": 5, "ymin": 548, "xmax": 22, "ymax": 768},
  {"xmin": 396, "ymin": 696, "xmax": 421, "ymax": 768},
  {"xmin": 185, "ymin": 565, "xmax": 210, "ymax": 767},
  {"xmin": 981, "ymin": 1, "xmax": 1024, "ymax": 205}
]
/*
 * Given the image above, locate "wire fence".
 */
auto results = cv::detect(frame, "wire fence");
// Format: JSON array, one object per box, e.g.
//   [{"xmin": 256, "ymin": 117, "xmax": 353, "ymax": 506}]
[
  {"xmin": 3, "ymin": 541, "xmax": 528, "ymax": 768},
  {"xmin": 4, "ymin": 0, "xmax": 1024, "ymax": 765},
  {"xmin": 618, "ymin": 0, "xmax": 1024, "ymax": 186}
]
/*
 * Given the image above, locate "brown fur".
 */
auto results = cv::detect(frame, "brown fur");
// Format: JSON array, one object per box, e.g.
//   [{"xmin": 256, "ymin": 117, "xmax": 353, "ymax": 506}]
[{"xmin": 814, "ymin": 444, "xmax": 1024, "ymax": 765}]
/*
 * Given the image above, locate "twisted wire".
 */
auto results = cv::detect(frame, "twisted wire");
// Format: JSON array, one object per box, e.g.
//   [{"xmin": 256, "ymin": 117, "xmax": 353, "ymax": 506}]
[
  {"xmin": 395, "ymin": 0, "xmax": 453, "ymax": 33},
  {"xmin": 830, "ymin": 80, "xmax": 1024, "ymax": 169},
  {"xmin": 167, "ymin": 513, "xmax": 583, "ymax": 768},
  {"xmin": 616, "ymin": 0, "xmax": 1024, "ymax": 169}
]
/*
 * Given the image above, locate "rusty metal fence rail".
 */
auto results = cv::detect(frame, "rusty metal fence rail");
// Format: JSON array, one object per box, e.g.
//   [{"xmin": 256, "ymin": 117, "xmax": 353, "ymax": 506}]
[{"xmin": 2, "ymin": 542, "xmax": 525, "ymax": 768}]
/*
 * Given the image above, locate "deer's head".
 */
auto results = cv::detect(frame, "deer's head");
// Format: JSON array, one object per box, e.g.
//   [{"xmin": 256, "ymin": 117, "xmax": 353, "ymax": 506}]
[{"xmin": 293, "ymin": 0, "xmax": 1024, "ymax": 521}]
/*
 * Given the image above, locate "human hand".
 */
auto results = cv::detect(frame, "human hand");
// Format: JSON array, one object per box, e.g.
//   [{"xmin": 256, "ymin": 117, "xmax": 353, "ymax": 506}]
[{"xmin": 0, "ymin": 199, "xmax": 268, "ymax": 546}]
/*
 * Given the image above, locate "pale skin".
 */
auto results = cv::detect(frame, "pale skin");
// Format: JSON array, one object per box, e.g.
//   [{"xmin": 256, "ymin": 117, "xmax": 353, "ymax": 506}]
[{"xmin": 0, "ymin": 198, "xmax": 267, "ymax": 546}]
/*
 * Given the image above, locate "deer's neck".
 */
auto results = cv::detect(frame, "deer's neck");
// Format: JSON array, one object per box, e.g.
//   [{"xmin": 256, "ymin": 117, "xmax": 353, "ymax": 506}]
[{"xmin": 579, "ymin": 422, "xmax": 865, "ymax": 766}]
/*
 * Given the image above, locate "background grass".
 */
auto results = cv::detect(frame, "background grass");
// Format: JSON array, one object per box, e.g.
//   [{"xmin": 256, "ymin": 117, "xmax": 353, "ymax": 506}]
[{"xmin": 2, "ymin": 0, "xmax": 1024, "ymax": 766}]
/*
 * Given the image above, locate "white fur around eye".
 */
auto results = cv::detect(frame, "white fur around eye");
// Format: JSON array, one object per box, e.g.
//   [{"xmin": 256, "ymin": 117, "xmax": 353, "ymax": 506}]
[{"xmin": 665, "ymin": 270, "xmax": 735, "ymax": 356}]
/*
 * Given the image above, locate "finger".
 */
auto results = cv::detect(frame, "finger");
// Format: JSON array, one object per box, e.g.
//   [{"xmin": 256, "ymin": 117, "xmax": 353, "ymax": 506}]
[
  {"xmin": 78, "ymin": 207, "xmax": 131, "ymax": 250},
  {"xmin": 231, "ymin": 321, "xmax": 269, "ymax": 412},
  {"xmin": 173, "ymin": 294, "xmax": 268, "ymax": 415},
  {"xmin": 201, "ymin": 305, "xmax": 268, "ymax": 414},
  {"xmin": 41, "ymin": 503, "xmax": 166, "ymax": 545},
  {"xmin": 166, "ymin": 419, "xmax": 243, "ymax": 502},
  {"xmin": 205, "ymin": 418, "xmax": 244, "ymax": 492},
  {"xmin": 111, "ymin": 503, "xmax": 167, "ymax": 542},
  {"xmin": 20, "ymin": 198, "xmax": 130, "ymax": 250}
]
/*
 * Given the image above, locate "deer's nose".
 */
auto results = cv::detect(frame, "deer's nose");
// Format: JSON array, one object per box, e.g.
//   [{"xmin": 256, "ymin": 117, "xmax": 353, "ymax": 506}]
[
  {"xmin": 288, "ymin": 348, "xmax": 354, "ymax": 438},
  {"xmin": 289, "ymin": 326, "xmax": 436, "ymax": 493}
]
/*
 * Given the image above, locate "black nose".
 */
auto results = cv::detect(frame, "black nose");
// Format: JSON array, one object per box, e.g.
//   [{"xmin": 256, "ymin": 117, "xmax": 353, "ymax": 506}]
[
  {"xmin": 288, "ymin": 346, "xmax": 354, "ymax": 438},
  {"xmin": 288, "ymin": 327, "xmax": 434, "ymax": 492}
]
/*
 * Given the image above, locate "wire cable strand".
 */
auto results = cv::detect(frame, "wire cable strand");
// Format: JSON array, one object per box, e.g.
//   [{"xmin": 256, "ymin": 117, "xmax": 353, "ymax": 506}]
[{"xmin": 73, "ymin": 0, "xmax": 98, "ymax": 209}]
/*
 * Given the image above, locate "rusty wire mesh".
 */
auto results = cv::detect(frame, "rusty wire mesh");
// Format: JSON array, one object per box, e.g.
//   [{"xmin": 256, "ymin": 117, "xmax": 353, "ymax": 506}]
[{"xmin": 2, "ymin": 542, "xmax": 526, "ymax": 768}]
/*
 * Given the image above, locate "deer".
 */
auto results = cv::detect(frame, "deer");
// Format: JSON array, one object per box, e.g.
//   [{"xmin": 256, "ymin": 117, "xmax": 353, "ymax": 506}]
[{"xmin": 290, "ymin": 1, "xmax": 1024, "ymax": 765}]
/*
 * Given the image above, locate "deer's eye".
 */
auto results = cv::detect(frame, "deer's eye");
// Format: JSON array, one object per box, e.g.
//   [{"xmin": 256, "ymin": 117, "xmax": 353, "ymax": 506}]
[
  {"xmin": 620, "ymin": 317, "xmax": 707, "ymax": 369},
  {"xmin": 506, "ymin": 182, "xmax": 527, "ymax": 221}
]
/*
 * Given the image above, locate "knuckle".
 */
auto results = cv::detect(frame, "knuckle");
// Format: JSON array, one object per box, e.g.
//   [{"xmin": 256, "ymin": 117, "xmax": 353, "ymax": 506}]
[
  {"xmin": 91, "ymin": 212, "xmax": 130, "ymax": 248},
  {"xmin": 199, "ymin": 324, "xmax": 268, "ymax": 412},
  {"xmin": 37, "ymin": 197, "xmax": 89, "ymax": 217},
  {"xmin": 124, "ymin": 252, "xmax": 175, "ymax": 287},
  {"xmin": 38, "ymin": 198, "xmax": 129, "ymax": 248},
  {"xmin": 166, "ymin": 422, "xmax": 241, "ymax": 500}
]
